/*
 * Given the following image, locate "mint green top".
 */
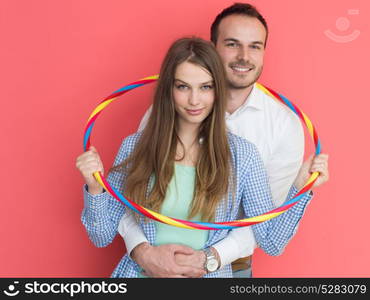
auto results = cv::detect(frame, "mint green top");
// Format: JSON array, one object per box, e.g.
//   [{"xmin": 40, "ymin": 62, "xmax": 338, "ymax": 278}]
[
  {"xmin": 138, "ymin": 163, "xmax": 209, "ymax": 278},
  {"xmin": 154, "ymin": 163, "xmax": 209, "ymax": 249}
]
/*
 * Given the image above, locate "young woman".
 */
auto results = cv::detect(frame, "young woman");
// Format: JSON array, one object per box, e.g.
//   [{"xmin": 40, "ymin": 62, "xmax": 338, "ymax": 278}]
[{"xmin": 76, "ymin": 37, "xmax": 328, "ymax": 278}]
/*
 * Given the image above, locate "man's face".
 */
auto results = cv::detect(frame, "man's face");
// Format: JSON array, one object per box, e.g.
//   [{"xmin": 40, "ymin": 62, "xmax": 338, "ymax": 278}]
[{"xmin": 215, "ymin": 15, "xmax": 267, "ymax": 90}]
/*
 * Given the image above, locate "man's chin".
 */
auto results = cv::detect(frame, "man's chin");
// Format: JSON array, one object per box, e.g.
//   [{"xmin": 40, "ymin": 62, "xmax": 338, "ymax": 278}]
[
  {"xmin": 227, "ymin": 68, "xmax": 262, "ymax": 90},
  {"xmin": 228, "ymin": 80, "xmax": 255, "ymax": 90}
]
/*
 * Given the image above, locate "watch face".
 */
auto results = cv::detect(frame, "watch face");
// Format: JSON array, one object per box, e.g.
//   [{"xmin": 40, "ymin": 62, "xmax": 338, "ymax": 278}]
[{"xmin": 207, "ymin": 258, "xmax": 218, "ymax": 272}]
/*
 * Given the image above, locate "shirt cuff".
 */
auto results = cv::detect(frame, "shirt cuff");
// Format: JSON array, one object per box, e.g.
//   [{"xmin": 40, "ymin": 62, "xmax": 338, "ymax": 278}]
[
  {"xmin": 83, "ymin": 184, "xmax": 109, "ymax": 211},
  {"xmin": 286, "ymin": 185, "xmax": 313, "ymax": 216},
  {"xmin": 212, "ymin": 234, "xmax": 241, "ymax": 268}
]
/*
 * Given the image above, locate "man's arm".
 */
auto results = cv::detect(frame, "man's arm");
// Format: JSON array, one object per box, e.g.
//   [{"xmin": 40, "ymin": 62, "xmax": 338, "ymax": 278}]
[
  {"xmin": 137, "ymin": 105, "xmax": 152, "ymax": 131},
  {"xmin": 118, "ymin": 211, "xmax": 148, "ymax": 257},
  {"xmin": 267, "ymin": 111, "xmax": 304, "ymax": 206},
  {"xmin": 119, "ymin": 208, "xmax": 256, "ymax": 268}
]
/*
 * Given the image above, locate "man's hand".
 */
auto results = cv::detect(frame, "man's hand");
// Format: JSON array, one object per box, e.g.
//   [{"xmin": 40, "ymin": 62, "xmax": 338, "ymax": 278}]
[
  {"xmin": 175, "ymin": 247, "xmax": 220, "ymax": 270},
  {"xmin": 175, "ymin": 249, "xmax": 205, "ymax": 269},
  {"xmin": 131, "ymin": 242, "xmax": 206, "ymax": 278},
  {"xmin": 294, "ymin": 154, "xmax": 329, "ymax": 190}
]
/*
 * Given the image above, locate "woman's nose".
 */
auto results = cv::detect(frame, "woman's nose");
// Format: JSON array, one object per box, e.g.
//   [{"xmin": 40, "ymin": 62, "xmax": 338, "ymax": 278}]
[{"xmin": 188, "ymin": 90, "xmax": 201, "ymax": 106}]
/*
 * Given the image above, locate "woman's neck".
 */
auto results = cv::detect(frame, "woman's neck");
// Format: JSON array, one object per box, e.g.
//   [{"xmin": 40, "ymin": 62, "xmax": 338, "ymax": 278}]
[
  {"xmin": 176, "ymin": 120, "xmax": 200, "ymax": 166},
  {"xmin": 177, "ymin": 121, "xmax": 200, "ymax": 147}
]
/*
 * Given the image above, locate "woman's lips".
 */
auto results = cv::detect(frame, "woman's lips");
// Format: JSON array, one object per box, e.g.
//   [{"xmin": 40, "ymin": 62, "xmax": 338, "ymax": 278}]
[{"xmin": 185, "ymin": 108, "xmax": 204, "ymax": 115}]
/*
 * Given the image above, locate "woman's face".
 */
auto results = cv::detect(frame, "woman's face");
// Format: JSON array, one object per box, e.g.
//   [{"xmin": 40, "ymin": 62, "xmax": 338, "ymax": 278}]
[{"xmin": 173, "ymin": 61, "xmax": 215, "ymax": 127}]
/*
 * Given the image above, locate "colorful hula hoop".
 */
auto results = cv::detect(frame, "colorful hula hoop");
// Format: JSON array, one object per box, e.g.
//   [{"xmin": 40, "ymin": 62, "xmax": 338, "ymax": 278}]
[{"xmin": 83, "ymin": 75, "xmax": 321, "ymax": 230}]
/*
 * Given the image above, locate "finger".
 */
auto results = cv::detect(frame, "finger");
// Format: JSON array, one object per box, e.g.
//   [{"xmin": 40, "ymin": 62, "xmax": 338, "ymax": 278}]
[
  {"xmin": 78, "ymin": 153, "xmax": 99, "ymax": 164},
  {"xmin": 172, "ymin": 245, "xmax": 195, "ymax": 255},
  {"xmin": 80, "ymin": 161, "xmax": 101, "ymax": 171},
  {"xmin": 301, "ymin": 154, "xmax": 315, "ymax": 168},
  {"xmin": 317, "ymin": 153, "xmax": 329, "ymax": 160},
  {"xmin": 83, "ymin": 156, "xmax": 100, "ymax": 164},
  {"xmin": 310, "ymin": 163, "xmax": 327, "ymax": 173},
  {"xmin": 311, "ymin": 167, "xmax": 324, "ymax": 174},
  {"xmin": 89, "ymin": 146, "xmax": 97, "ymax": 152},
  {"xmin": 98, "ymin": 160, "xmax": 104, "ymax": 175},
  {"xmin": 312, "ymin": 157, "xmax": 328, "ymax": 165},
  {"xmin": 175, "ymin": 266, "xmax": 205, "ymax": 277},
  {"xmin": 314, "ymin": 167, "xmax": 329, "ymax": 181},
  {"xmin": 166, "ymin": 275, "xmax": 189, "ymax": 278},
  {"xmin": 310, "ymin": 163, "xmax": 325, "ymax": 171},
  {"xmin": 141, "ymin": 271, "xmax": 150, "ymax": 277},
  {"xmin": 306, "ymin": 154, "xmax": 315, "ymax": 162},
  {"xmin": 81, "ymin": 167, "xmax": 103, "ymax": 178}
]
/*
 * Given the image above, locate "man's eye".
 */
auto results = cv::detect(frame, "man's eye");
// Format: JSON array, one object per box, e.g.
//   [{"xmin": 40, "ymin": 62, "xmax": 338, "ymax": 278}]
[
  {"xmin": 250, "ymin": 45, "xmax": 261, "ymax": 50},
  {"xmin": 226, "ymin": 43, "xmax": 237, "ymax": 48}
]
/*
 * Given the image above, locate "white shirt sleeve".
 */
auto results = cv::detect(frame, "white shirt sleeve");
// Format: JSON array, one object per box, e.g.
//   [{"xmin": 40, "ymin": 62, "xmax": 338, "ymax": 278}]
[
  {"xmin": 212, "ymin": 226, "xmax": 257, "ymax": 268},
  {"xmin": 137, "ymin": 105, "xmax": 152, "ymax": 131},
  {"xmin": 266, "ymin": 111, "xmax": 305, "ymax": 206},
  {"xmin": 118, "ymin": 210, "xmax": 148, "ymax": 257},
  {"xmin": 118, "ymin": 105, "xmax": 153, "ymax": 257}
]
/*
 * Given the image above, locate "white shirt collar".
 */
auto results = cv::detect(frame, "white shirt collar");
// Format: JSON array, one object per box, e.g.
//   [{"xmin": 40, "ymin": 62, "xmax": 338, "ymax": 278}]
[{"xmin": 226, "ymin": 83, "xmax": 263, "ymax": 117}]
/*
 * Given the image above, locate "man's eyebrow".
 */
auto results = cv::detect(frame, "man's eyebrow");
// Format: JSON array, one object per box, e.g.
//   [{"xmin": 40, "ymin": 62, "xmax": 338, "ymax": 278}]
[
  {"xmin": 223, "ymin": 38, "xmax": 264, "ymax": 45},
  {"xmin": 251, "ymin": 41, "xmax": 264, "ymax": 46},
  {"xmin": 223, "ymin": 38, "xmax": 239, "ymax": 43}
]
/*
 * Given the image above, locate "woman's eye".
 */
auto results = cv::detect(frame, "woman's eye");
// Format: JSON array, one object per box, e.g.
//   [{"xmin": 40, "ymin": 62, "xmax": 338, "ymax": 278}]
[
  {"xmin": 201, "ymin": 85, "xmax": 213, "ymax": 90},
  {"xmin": 176, "ymin": 84, "xmax": 188, "ymax": 90}
]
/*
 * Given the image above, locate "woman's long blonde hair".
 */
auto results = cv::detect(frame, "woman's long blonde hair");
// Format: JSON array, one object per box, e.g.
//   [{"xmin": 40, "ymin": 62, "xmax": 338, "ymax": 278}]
[{"xmin": 110, "ymin": 37, "xmax": 231, "ymax": 222}]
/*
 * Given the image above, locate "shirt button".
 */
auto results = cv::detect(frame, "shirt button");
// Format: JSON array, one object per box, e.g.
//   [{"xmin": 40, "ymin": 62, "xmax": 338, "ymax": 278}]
[{"xmin": 93, "ymin": 221, "xmax": 98, "ymax": 226}]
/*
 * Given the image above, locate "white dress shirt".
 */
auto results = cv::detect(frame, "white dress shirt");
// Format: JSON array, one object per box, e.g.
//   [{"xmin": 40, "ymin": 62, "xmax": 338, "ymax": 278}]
[{"xmin": 118, "ymin": 83, "xmax": 304, "ymax": 267}]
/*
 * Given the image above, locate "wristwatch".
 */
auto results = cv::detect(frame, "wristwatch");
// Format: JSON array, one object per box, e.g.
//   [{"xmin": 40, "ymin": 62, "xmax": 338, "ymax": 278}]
[{"xmin": 203, "ymin": 247, "xmax": 219, "ymax": 273}]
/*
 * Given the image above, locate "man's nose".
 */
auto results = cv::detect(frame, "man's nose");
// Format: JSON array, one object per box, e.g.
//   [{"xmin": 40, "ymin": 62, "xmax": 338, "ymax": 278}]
[{"xmin": 236, "ymin": 46, "xmax": 250, "ymax": 62}]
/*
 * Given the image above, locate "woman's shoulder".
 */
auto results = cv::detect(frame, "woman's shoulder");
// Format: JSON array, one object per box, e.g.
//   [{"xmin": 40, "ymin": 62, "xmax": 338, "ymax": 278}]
[
  {"xmin": 123, "ymin": 131, "xmax": 143, "ymax": 144},
  {"xmin": 226, "ymin": 131, "xmax": 260, "ymax": 160},
  {"xmin": 118, "ymin": 132, "xmax": 143, "ymax": 154}
]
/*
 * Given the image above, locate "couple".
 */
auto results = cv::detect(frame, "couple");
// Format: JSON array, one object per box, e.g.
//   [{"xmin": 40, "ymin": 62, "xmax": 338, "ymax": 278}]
[{"xmin": 76, "ymin": 3, "xmax": 329, "ymax": 278}]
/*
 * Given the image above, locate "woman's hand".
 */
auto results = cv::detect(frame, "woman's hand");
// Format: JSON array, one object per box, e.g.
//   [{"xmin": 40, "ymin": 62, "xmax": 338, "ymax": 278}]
[
  {"xmin": 294, "ymin": 154, "xmax": 329, "ymax": 191},
  {"xmin": 75, "ymin": 146, "xmax": 104, "ymax": 194}
]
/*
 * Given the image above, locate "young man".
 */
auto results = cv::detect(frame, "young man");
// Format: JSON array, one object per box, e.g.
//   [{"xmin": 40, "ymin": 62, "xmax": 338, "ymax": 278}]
[{"xmin": 118, "ymin": 3, "xmax": 327, "ymax": 278}]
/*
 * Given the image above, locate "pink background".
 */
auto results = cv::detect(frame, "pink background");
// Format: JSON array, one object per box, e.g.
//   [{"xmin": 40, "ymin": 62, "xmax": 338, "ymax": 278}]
[{"xmin": 1, "ymin": 0, "xmax": 369, "ymax": 277}]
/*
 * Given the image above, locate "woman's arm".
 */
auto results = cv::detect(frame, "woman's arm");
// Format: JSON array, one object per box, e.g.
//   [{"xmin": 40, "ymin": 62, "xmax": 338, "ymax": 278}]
[{"xmin": 80, "ymin": 137, "xmax": 133, "ymax": 248}]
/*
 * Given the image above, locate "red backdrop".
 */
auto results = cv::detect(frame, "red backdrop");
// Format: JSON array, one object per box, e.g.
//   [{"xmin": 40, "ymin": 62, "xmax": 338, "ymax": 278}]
[{"xmin": 1, "ymin": 0, "xmax": 369, "ymax": 277}]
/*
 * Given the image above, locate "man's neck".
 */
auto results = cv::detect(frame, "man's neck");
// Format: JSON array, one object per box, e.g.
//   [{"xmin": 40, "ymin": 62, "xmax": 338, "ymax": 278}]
[{"xmin": 226, "ymin": 84, "xmax": 254, "ymax": 114}]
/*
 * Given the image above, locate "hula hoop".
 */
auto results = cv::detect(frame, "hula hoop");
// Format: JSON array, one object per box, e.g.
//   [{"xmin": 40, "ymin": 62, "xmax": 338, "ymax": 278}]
[{"xmin": 83, "ymin": 75, "xmax": 320, "ymax": 230}]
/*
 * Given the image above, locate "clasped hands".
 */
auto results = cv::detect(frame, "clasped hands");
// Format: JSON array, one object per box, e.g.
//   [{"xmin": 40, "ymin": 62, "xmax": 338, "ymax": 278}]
[{"xmin": 131, "ymin": 242, "xmax": 218, "ymax": 278}]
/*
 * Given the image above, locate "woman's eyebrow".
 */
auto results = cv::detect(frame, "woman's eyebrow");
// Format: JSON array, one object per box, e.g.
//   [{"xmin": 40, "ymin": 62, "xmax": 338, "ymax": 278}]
[{"xmin": 174, "ymin": 79, "xmax": 213, "ymax": 85}]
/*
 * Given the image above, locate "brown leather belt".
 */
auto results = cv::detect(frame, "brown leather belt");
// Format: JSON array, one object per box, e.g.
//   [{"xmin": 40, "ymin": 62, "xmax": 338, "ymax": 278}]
[{"xmin": 232, "ymin": 255, "xmax": 252, "ymax": 272}]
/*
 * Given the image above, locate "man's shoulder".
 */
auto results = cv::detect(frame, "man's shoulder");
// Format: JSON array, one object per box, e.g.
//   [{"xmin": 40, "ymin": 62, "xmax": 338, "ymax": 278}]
[{"xmin": 254, "ymin": 84, "xmax": 302, "ymax": 127}]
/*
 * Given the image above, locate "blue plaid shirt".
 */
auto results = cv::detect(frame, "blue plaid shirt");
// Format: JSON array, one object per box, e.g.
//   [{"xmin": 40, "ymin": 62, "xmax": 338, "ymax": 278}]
[{"xmin": 81, "ymin": 132, "xmax": 312, "ymax": 278}]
